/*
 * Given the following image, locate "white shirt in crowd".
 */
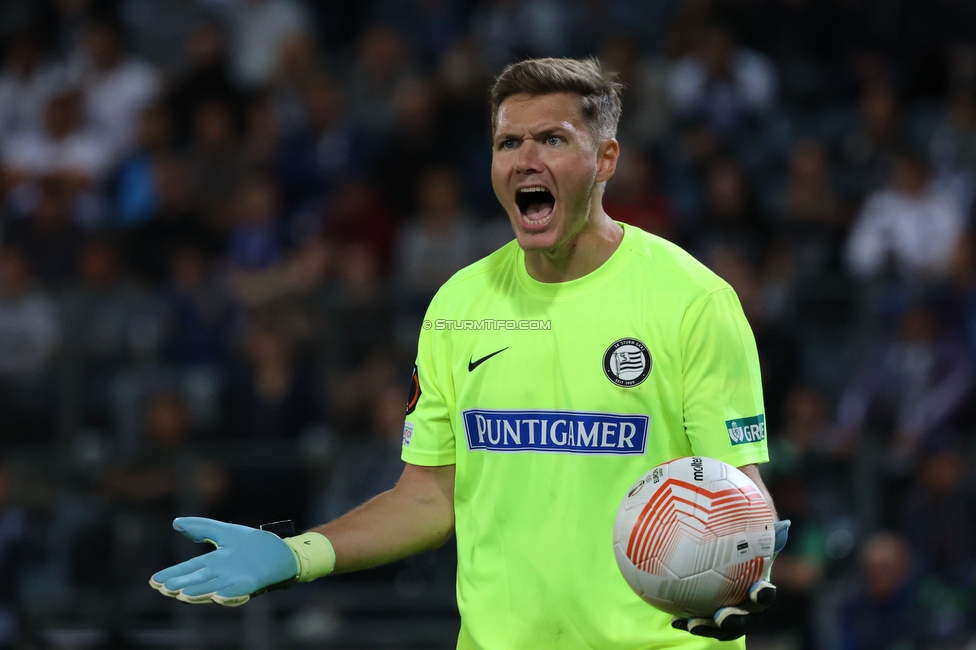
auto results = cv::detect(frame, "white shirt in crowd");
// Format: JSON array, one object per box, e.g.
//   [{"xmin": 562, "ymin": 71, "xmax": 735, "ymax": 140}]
[
  {"xmin": 0, "ymin": 64, "xmax": 68, "ymax": 144},
  {"xmin": 228, "ymin": 0, "xmax": 309, "ymax": 87},
  {"xmin": 845, "ymin": 178, "xmax": 970, "ymax": 279},
  {"xmin": 668, "ymin": 49, "xmax": 777, "ymax": 122},
  {"xmin": 2, "ymin": 128, "xmax": 113, "ymax": 181},
  {"xmin": 0, "ymin": 291, "xmax": 60, "ymax": 379},
  {"xmin": 77, "ymin": 57, "xmax": 162, "ymax": 157}
]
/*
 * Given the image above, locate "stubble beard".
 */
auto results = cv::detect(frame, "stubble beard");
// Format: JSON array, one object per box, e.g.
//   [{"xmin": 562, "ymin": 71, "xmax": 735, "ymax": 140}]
[{"xmin": 532, "ymin": 182, "xmax": 595, "ymax": 267}]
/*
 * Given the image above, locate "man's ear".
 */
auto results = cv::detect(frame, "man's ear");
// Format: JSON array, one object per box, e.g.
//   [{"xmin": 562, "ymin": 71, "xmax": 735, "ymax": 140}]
[{"xmin": 596, "ymin": 138, "xmax": 619, "ymax": 184}]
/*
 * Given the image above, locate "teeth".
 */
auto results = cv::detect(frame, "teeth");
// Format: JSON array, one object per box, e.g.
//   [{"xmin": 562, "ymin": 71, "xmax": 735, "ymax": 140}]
[{"xmin": 518, "ymin": 187, "xmax": 549, "ymax": 193}]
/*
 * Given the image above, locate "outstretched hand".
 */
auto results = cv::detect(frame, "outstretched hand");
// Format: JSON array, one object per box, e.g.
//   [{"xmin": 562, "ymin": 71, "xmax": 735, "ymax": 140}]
[{"xmin": 149, "ymin": 517, "xmax": 299, "ymax": 607}]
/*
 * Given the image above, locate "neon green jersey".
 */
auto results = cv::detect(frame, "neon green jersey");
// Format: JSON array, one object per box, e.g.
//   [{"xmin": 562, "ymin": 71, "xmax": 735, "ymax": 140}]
[{"xmin": 402, "ymin": 223, "xmax": 769, "ymax": 650}]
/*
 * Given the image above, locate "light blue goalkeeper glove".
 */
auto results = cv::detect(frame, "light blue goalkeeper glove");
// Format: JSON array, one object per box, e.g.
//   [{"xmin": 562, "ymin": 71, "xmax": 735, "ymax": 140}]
[
  {"xmin": 149, "ymin": 517, "xmax": 336, "ymax": 606},
  {"xmin": 672, "ymin": 519, "xmax": 791, "ymax": 641}
]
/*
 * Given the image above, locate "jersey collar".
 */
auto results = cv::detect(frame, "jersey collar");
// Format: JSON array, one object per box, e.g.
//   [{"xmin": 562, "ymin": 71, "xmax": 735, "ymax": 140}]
[{"xmin": 515, "ymin": 221, "xmax": 635, "ymax": 299}]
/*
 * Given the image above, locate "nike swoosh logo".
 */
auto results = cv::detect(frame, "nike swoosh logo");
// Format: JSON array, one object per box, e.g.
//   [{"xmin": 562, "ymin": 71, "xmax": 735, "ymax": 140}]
[{"xmin": 468, "ymin": 347, "xmax": 508, "ymax": 372}]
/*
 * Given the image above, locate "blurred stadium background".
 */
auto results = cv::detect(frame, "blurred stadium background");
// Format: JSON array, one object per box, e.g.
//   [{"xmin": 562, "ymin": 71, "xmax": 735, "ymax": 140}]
[{"xmin": 0, "ymin": 0, "xmax": 974, "ymax": 647}]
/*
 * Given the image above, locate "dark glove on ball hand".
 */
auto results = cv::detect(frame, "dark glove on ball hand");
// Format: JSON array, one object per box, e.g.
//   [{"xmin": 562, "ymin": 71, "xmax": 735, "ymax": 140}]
[{"xmin": 671, "ymin": 520, "xmax": 790, "ymax": 641}]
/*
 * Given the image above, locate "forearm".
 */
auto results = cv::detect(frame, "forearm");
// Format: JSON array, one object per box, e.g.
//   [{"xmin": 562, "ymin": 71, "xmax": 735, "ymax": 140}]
[
  {"xmin": 310, "ymin": 463, "xmax": 456, "ymax": 574},
  {"xmin": 738, "ymin": 463, "xmax": 778, "ymax": 521}
]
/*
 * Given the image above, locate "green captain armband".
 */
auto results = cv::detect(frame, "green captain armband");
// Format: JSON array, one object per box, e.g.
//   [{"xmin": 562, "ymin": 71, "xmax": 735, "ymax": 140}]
[{"xmin": 283, "ymin": 532, "xmax": 336, "ymax": 582}]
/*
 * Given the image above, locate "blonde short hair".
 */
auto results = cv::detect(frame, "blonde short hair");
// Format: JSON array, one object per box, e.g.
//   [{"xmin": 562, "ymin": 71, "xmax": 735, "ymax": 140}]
[{"xmin": 490, "ymin": 57, "xmax": 624, "ymax": 143}]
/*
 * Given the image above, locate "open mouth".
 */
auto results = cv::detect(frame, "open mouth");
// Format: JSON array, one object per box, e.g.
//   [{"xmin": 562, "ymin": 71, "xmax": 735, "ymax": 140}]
[{"xmin": 515, "ymin": 186, "xmax": 555, "ymax": 225}]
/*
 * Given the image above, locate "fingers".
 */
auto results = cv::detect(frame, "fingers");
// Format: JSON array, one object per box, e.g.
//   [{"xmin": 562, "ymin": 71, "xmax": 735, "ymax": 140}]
[
  {"xmin": 178, "ymin": 576, "xmax": 237, "ymax": 600},
  {"xmin": 158, "ymin": 567, "xmax": 215, "ymax": 593},
  {"xmin": 211, "ymin": 593, "xmax": 250, "ymax": 607},
  {"xmin": 684, "ymin": 617, "xmax": 745, "ymax": 641},
  {"xmin": 150, "ymin": 556, "xmax": 210, "ymax": 593},
  {"xmin": 173, "ymin": 517, "xmax": 231, "ymax": 546},
  {"xmin": 175, "ymin": 577, "xmax": 255, "ymax": 607},
  {"xmin": 713, "ymin": 605, "xmax": 753, "ymax": 629},
  {"xmin": 749, "ymin": 579, "xmax": 777, "ymax": 608}
]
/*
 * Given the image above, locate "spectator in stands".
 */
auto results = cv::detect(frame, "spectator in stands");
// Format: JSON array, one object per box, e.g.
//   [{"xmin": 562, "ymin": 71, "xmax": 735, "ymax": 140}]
[
  {"xmin": 319, "ymin": 383, "xmax": 405, "ymax": 523},
  {"xmin": 948, "ymin": 231, "xmax": 976, "ymax": 363},
  {"xmin": 394, "ymin": 166, "xmax": 479, "ymax": 296},
  {"xmin": 836, "ymin": 303, "xmax": 972, "ymax": 461},
  {"xmin": 160, "ymin": 245, "xmax": 238, "ymax": 368},
  {"xmin": 0, "ymin": 31, "xmax": 67, "ymax": 145},
  {"xmin": 117, "ymin": 0, "xmax": 211, "ymax": 75},
  {"xmin": 899, "ymin": 443, "xmax": 976, "ymax": 586},
  {"xmin": 269, "ymin": 32, "xmax": 321, "ymax": 136},
  {"xmin": 0, "ymin": 461, "xmax": 28, "ymax": 646},
  {"xmin": 228, "ymin": 172, "xmax": 283, "ymax": 272},
  {"xmin": 100, "ymin": 391, "xmax": 225, "ymax": 514},
  {"xmin": 166, "ymin": 21, "xmax": 242, "ymax": 145},
  {"xmin": 228, "ymin": 314, "xmax": 319, "ymax": 440},
  {"xmin": 227, "ymin": 0, "xmax": 311, "ymax": 89},
  {"xmin": 929, "ymin": 89, "xmax": 976, "ymax": 178},
  {"xmin": 279, "ymin": 76, "xmax": 360, "ymax": 207},
  {"xmin": 0, "ymin": 246, "xmax": 60, "ymax": 443},
  {"xmin": 314, "ymin": 242, "xmax": 391, "ymax": 371},
  {"xmin": 326, "ymin": 346, "xmax": 398, "ymax": 437},
  {"xmin": 5, "ymin": 176, "xmax": 86, "ymax": 284},
  {"xmin": 185, "ymin": 99, "xmax": 246, "ymax": 231},
  {"xmin": 667, "ymin": 22, "xmax": 777, "ymax": 136},
  {"xmin": 113, "ymin": 103, "xmax": 175, "ymax": 226},
  {"xmin": 603, "ymin": 148, "xmax": 674, "ymax": 239},
  {"xmin": 778, "ymin": 138, "xmax": 848, "ymax": 287},
  {"xmin": 347, "ymin": 25, "xmax": 415, "ymax": 138},
  {"xmin": 836, "ymin": 81, "xmax": 904, "ymax": 201},
  {"xmin": 845, "ymin": 151, "xmax": 968, "ymax": 281},
  {"xmin": 688, "ymin": 156, "xmax": 770, "ymax": 264},
  {"xmin": 323, "ymin": 178, "xmax": 398, "ymax": 273},
  {"xmin": 429, "ymin": 39, "xmax": 494, "ymax": 203},
  {"xmin": 61, "ymin": 239, "xmax": 161, "ymax": 426},
  {"xmin": 371, "ymin": 79, "xmax": 448, "ymax": 214},
  {"xmin": 838, "ymin": 532, "xmax": 923, "ymax": 650},
  {"xmin": 379, "ymin": 0, "xmax": 464, "ymax": 69},
  {"xmin": 471, "ymin": 0, "xmax": 578, "ymax": 72},
  {"xmin": 96, "ymin": 391, "xmax": 227, "ymax": 594},
  {"xmin": 1, "ymin": 90, "xmax": 112, "ymax": 213},
  {"xmin": 600, "ymin": 35, "xmax": 670, "ymax": 149},
  {"xmin": 123, "ymin": 154, "xmax": 221, "ymax": 283},
  {"xmin": 74, "ymin": 19, "xmax": 162, "ymax": 158},
  {"xmin": 241, "ymin": 92, "xmax": 282, "ymax": 174}
]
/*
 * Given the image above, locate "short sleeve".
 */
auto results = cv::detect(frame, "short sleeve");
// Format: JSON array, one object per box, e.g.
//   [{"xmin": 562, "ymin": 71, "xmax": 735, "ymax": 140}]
[
  {"xmin": 401, "ymin": 292, "xmax": 457, "ymax": 466},
  {"xmin": 681, "ymin": 287, "xmax": 769, "ymax": 467}
]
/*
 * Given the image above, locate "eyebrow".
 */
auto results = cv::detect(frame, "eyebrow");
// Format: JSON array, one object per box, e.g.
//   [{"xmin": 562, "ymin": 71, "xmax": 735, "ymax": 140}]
[{"xmin": 494, "ymin": 127, "xmax": 569, "ymax": 143}]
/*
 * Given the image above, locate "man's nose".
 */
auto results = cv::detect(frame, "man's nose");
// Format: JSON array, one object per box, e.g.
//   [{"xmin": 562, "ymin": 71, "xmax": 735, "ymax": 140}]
[{"xmin": 514, "ymin": 141, "xmax": 543, "ymax": 175}]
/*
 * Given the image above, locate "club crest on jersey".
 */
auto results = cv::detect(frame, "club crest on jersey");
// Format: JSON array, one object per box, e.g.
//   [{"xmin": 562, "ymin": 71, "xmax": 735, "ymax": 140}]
[
  {"xmin": 462, "ymin": 409, "xmax": 649, "ymax": 455},
  {"xmin": 603, "ymin": 338, "xmax": 651, "ymax": 387}
]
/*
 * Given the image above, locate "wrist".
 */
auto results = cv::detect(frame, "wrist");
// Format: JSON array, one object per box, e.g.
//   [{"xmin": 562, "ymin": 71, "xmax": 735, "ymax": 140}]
[{"xmin": 283, "ymin": 532, "xmax": 336, "ymax": 582}]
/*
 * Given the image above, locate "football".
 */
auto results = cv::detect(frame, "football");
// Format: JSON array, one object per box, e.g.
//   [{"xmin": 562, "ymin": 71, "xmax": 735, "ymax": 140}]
[{"xmin": 612, "ymin": 456, "xmax": 776, "ymax": 619}]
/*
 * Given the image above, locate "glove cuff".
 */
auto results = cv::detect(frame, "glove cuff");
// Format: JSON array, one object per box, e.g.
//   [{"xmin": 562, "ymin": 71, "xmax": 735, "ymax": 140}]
[{"xmin": 284, "ymin": 532, "xmax": 336, "ymax": 582}]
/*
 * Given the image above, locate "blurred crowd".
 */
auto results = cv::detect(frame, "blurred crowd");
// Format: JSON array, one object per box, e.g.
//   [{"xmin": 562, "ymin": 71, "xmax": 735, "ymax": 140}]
[{"xmin": 0, "ymin": 0, "xmax": 976, "ymax": 648}]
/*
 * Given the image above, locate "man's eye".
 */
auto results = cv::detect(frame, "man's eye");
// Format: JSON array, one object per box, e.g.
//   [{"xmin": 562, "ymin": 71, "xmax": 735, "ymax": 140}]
[
  {"xmin": 546, "ymin": 136, "xmax": 563, "ymax": 146},
  {"xmin": 500, "ymin": 140, "xmax": 517, "ymax": 149}
]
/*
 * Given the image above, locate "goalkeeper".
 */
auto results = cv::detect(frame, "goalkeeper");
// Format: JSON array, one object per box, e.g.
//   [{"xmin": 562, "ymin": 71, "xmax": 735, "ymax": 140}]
[{"xmin": 151, "ymin": 57, "xmax": 788, "ymax": 649}]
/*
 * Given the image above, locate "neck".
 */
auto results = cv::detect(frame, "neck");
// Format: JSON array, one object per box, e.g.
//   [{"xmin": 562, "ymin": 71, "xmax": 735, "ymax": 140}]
[{"xmin": 523, "ymin": 206, "xmax": 623, "ymax": 283}]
